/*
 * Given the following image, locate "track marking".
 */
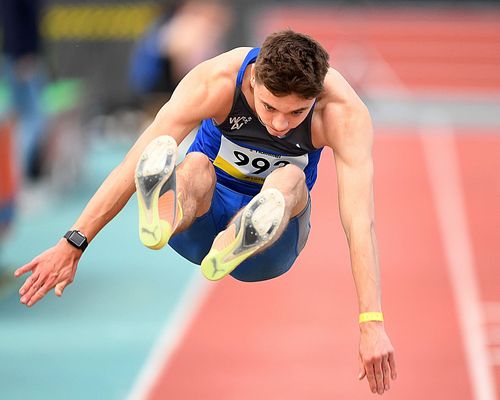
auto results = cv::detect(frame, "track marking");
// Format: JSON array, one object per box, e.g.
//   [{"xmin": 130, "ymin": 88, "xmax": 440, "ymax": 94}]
[
  {"xmin": 421, "ymin": 129, "xmax": 497, "ymax": 400},
  {"xmin": 126, "ymin": 273, "xmax": 212, "ymax": 400}
]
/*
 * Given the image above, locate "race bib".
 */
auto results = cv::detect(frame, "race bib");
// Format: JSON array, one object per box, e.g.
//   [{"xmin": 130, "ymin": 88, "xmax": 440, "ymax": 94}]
[{"xmin": 213, "ymin": 135, "xmax": 308, "ymax": 184}]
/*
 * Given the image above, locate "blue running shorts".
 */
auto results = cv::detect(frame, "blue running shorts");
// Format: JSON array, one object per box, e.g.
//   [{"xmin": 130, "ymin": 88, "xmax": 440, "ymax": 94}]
[{"xmin": 169, "ymin": 182, "xmax": 311, "ymax": 282}]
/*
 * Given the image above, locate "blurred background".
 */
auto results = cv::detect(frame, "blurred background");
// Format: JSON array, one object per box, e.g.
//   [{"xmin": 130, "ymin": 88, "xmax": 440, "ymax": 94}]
[{"xmin": 1, "ymin": 0, "xmax": 499, "ymax": 399}]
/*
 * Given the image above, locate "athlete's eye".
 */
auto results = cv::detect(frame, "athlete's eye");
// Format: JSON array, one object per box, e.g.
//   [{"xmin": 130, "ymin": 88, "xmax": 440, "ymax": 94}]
[
  {"xmin": 263, "ymin": 103, "xmax": 275, "ymax": 111},
  {"xmin": 292, "ymin": 110, "xmax": 304, "ymax": 116}
]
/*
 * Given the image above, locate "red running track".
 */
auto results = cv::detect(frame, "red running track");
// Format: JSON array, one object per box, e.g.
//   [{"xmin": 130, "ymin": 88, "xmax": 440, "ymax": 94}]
[{"xmin": 145, "ymin": 132, "xmax": 500, "ymax": 399}]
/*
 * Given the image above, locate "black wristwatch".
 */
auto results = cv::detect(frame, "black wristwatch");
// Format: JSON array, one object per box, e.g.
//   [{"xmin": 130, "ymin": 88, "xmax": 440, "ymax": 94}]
[{"xmin": 64, "ymin": 230, "xmax": 88, "ymax": 252}]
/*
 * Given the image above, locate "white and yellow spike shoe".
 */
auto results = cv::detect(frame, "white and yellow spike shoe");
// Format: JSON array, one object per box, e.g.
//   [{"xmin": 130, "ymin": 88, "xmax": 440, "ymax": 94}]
[
  {"xmin": 135, "ymin": 135, "xmax": 182, "ymax": 250},
  {"xmin": 201, "ymin": 188, "xmax": 285, "ymax": 281}
]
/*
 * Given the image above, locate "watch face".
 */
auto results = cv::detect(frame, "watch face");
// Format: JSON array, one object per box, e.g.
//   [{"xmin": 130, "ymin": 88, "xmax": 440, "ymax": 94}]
[{"xmin": 69, "ymin": 231, "xmax": 86, "ymax": 247}]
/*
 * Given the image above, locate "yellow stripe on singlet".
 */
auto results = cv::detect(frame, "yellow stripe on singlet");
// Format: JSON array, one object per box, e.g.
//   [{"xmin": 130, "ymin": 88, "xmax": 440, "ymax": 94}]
[{"xmin": 213, "ymin": 156, "xmax": 265, "ymax": 185}]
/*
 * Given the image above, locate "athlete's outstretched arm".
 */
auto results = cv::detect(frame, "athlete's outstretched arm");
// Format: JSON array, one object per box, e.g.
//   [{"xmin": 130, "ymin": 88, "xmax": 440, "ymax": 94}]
[
  {"xmin": 323, "ymin": 87, "xmax": 397, "ymax": 394},
  {"xmin": 14, "ymin": 52, "xmax": 236, "ymax": 307}
]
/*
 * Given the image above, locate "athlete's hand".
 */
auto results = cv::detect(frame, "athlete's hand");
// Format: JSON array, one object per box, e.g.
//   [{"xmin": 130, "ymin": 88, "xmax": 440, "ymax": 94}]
[
  {"xmin": 358, "ymin": 322, "xmax": 397, "ymax": 395},
  {"xmin": 14, "ymin": 240, "xmax": 82, "ymax": 307}
]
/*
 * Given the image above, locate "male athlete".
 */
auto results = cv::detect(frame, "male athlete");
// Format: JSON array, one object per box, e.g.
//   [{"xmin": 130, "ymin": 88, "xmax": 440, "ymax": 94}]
[{"xmin": 15, "ymin": 30, "xmax": 396, "ymax": 394}]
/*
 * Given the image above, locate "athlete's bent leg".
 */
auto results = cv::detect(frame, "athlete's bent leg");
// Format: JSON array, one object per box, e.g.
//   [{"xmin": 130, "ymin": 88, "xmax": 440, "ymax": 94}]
[
  {"xmin": 200, "ymin": 164, "xmax": 308, "ymax": 280},
  {"xmin": 135, "ymin": 136, "xmax": 215, "ymax": 250},
  {"xmin": 230, "ymin": 195, "xmax": 311, "ymax": 282},
  {"xmin": 260, "ymin": 163, "xmax": 309, "ymax": 231},
  {"xmin": 174, "ymin": 151, "xmax": 216, "ymax": 232}
]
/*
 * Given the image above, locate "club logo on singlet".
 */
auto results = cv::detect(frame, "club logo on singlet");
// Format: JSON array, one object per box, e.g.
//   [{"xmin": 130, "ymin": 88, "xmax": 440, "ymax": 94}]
[
  {"xmin": 230, "ymin": 116, "xmax": 252, "ymax": 130},
  {"xmin": 214, "ymin": 135, "xmax": 308, "ymax": 184}
]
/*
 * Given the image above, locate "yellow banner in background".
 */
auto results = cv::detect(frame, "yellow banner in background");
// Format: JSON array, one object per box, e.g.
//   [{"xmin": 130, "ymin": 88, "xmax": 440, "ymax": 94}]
[{"xmin": 41, "ymin": 4, "xmax": 159, "ymax": 41}]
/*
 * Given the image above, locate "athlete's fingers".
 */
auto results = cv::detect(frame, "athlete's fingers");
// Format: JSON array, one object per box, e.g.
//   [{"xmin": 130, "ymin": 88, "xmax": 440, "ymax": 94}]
[
  {"xmin": 55, "ymin": 280, "xmax": 71, "ymax": 297},
  {"xmin": 365, "ymin": 363, "xmax": 377, "ymax": 394},
  {"xmin": 382, "ymin": 355, "xmax": 391, "ymax": 391},
  {"xmin": 14, "ymin": 260, "xmax": 37, "ymax": 278},
  {"xmin": 20, "ymin": 274, "xmax": 43, "ymax": 304},
  {"xmin": 19, "ymin": 271, "xmax": 40, "ymax": 296},
  {"xmin": 358, "ymin": 355, "xmax": 366, "ymax": 380},
  {"xmin": 26, "ymin": 275, "xmax": 58, "ymax": 307},
  {"xmin": 388, "ymin": 351, "xmax": 397, "ymax": 380},
  {"xmin": 373, "ymin": 358, "xmax": 384, "ymax": 394}
]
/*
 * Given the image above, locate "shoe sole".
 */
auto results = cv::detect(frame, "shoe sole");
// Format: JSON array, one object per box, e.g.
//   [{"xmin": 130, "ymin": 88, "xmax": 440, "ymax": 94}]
[
  {"xmin": 135, "ymin": 135, "xmax": 177, "ymax": 250},
  {"xmin": 201, "ymin": 188, "xmax": 285, "ymax": 281}
]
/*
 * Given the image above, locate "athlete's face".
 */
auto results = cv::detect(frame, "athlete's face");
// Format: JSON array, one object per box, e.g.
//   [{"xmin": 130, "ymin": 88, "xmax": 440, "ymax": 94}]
[{"xmin": 252, "ymin": 80, "xmax": 315, "ymax": 138}]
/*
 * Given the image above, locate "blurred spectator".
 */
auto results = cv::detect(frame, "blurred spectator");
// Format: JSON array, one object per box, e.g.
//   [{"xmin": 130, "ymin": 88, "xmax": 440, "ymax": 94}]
[
  {"xmin": 129, "ymin": 0, "xmax": 232, "ymax": 119},
  {"xmin": 1, "ymin": 0, "xmax": 48, "ymax": 180},
  {"xmin": 0, "ymin": 112, "xmax": 16, "ymax": 293},
  {"xmin": 0, "ymin": 0, "xmax": 47, "ymax": 290}
]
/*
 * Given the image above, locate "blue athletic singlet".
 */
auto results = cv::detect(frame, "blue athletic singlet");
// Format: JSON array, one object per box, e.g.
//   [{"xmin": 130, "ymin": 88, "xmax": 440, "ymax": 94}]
[
  {"xmin": 187, "ymin": 47, "xmax": 323, "ymax": 196},
  {"xmin": 170, "ymin": 48, "xmax": 320, "ymax": 281}
]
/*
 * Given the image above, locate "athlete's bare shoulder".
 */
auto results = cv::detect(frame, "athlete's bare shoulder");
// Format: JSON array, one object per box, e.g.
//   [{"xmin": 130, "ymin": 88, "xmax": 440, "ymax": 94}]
[
  {"xmin": 193, "ymin": 47, "xmax": 253, "ymax": 121},
  {"xmin": 312, "ymin": 67, "xmax": 371, "ymax": 149},
  {"xmin": 201, "ymin": 47, "xmax": 252, "ymax": 87}
]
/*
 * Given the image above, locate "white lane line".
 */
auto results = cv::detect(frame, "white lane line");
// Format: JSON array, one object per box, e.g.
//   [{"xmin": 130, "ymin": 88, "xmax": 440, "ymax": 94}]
[
  {"xmin": 126, "ymin": 274, "xmax": 213, "ymax": 400},
  {"xmin": 421, "ymin": 130, "xmax": 497, "ymax": 400}
]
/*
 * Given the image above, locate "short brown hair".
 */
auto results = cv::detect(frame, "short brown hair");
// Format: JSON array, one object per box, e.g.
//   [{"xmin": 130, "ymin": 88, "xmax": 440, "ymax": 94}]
[{"xmin": 254, "ymin": 30, "xmax": 329, "ymax": 98}]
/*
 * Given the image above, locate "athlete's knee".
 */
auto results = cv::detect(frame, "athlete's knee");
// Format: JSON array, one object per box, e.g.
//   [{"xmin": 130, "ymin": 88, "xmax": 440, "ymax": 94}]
[
  {"xmin": 264, "ymin": 165, "xmax": 308, "ymax": 217},
  {"xmin": 183, "ymin": 151, "xmax": 212, "ymax": 170},
  {"xmin": 266, "ymin": 164, "xmax": 306, "ymax": 192},
  {"xmin": 180, "ymin": 152, "xmax": 216, "ymax": 188},
  {"xmin": 275, "ymin": 163, "xmax": 305, "ymax": 181}
]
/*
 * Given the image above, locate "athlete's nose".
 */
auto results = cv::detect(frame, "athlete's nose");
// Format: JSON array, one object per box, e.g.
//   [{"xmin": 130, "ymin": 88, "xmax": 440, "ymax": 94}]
[{"xmin": 271, "ymin": 114, "xmax": 288, "ymax": 132}]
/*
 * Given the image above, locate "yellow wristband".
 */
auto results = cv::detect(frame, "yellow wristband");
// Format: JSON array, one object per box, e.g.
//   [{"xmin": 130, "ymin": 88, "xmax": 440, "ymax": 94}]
[{"xmin": 359, "ymin": 312, "xmax": 384, "ymax": 323}]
